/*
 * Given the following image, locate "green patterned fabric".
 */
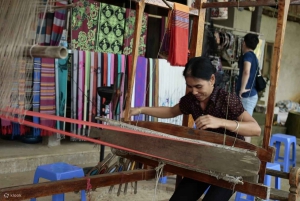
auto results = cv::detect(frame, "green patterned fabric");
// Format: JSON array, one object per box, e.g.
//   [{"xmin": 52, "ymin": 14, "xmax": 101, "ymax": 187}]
[{"xmin": 95, "ymin": 3, "xmax": 126, "ymax": 54}]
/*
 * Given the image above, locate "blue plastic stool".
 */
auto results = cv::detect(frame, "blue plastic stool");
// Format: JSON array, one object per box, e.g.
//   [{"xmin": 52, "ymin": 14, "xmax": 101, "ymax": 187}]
[
  {"xmin": 30, "ymin": 162, "xmax": 86, "ymax": 201},
  {"xmin": 270, "ymin": 134, "xmax": 297, "ymax": 172},
  {"xmin": 235, "ymin": 162, "xmax": 281, "ymax": 201},
  {"xmin": 159, "ymin": 176, "xmax": 167, "ymax": 184}
]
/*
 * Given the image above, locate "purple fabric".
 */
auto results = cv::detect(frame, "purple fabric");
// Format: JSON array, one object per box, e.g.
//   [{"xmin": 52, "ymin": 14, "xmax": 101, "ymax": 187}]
[{"xmin": 134, "ymin": 57, "xmax": 147, "ymax": 121}]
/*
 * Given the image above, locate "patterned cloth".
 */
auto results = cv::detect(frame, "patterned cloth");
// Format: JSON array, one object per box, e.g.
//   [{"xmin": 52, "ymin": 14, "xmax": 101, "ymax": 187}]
[
  {"xmin": 71, "ymin": 0, "xmax": 100, "ymax": 51},
  {"xmin": 95, "ymin": 3, "xmax": 126, "ymax": 54},
  {"xmin": 123, "ymin": 9, "xmax": 148, "ymax": 56},
  {"xmin": 168, "ymin": 3, "xmax": 189, "ymax": 66},
  {"xmin": 179, "ymin": 87, "xmax": 245, "ymax": 140},
  {"xmin": 40, "ymin": 58, "xmax": 56, "ymax": 136}
]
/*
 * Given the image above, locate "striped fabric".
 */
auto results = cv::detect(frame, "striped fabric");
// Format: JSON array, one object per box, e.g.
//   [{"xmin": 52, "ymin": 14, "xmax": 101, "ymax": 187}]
[
  {"xmin": 50, "ymin": 1, "xmax": 67, "ymax": 46},
  {"xmin": 168, "ymin": 3, "xmax": 189, "ymax": 66},
  {"xmin": 32, "ymin": 58, "xmax": 41, "ymax": 136},
  {"xmin": 40, "ymin": 58, "xmax": 56, "ymax": 136}
]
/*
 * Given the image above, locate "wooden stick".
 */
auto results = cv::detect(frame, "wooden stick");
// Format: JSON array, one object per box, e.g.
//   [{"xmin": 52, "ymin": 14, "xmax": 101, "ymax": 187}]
[
  {"xmin": 123, "ymin": 154, "xmax": 270, "ymax": 199},
  {"xmin": 0, "ymin": 170, "xmax": 155, "ymax": 201},
  {"xmin": 123, "ymin": 0, "xmax": 145, "ymax": 121},
  {"xmin": 260, "ymin": 0, "xmax": 291, "ymax": 184},
  {"xmin": 25, "ymin": 46, "xmax": 68, "ymax": 59}
]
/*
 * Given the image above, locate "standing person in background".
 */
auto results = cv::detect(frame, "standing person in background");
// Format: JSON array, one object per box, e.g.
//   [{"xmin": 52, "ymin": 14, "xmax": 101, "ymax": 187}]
[{"xmin": 236, "ymin": 33, "xmax": 260, "ymax": 143}]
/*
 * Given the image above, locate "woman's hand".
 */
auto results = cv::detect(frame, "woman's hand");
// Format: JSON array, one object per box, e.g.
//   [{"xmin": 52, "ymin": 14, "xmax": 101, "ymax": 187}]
[
  {"xmin": 194, "ymin": 115, "xmax": 222, "ymax": 130},
  {"xmin": 129, "ymin": 107, "xmax": 142, "ymax": 116}
]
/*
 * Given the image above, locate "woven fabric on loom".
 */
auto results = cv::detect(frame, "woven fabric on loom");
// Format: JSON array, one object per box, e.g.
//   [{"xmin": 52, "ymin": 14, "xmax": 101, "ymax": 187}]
[
  {"xmin": 71, "ymin": 0, "xmax": 100, "ymax": 51},
  {"xmin": 89, "ymin": 52, "xmax": 98, "ymax": 125},
  {"xmin": 40, "ymin": 58, "xmax": 56, "ymax": 136},
  {"xmin": 122, "ymin": 9, "xmax": 148, "ymax": 56},
  {"xmin": 168, "ymin": 3, "xmax": 189, "ymax": 66},
  {"xmin": 50, "ymin": 1, "xmax": 67, "ymax": 46},
  {"xmin": 95, "ymin": 3, "xmax": 126, "ymax": 54},
  {"xmin": 158, "ymin": 59, "xmax": 186, "ymax": 125}
]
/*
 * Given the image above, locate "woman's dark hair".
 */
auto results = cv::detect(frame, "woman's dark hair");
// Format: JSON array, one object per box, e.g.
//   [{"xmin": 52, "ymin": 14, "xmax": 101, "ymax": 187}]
[
  {"xmin": 244, "ymin": 33, "xmax": 259, "ymax": 50},
  {"xmin": 183, "ymin": 56, "xmax": 216, "ymax": 80}
]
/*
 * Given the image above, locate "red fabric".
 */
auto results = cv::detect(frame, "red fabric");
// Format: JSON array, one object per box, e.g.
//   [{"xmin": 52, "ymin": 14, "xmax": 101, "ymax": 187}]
[{"xmin": 167, "ymin": 3, "xmax": 189, "ymax": 66}]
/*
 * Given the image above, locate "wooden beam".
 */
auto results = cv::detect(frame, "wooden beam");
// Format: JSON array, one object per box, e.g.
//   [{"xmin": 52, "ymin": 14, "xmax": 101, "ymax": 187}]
[
  {"xmin": 260, "ymin": 0, "xmax": 291, "ymax": 184},
  {"xmin": 129, "ymin": 121, "xmax": 274, "ymax": 163},
  {"xmin": 0, "ymin": 170, "xmax": 156, "ymax": 201},
  {"xmin": 123, "ymin": 154, "xmax": 270, "ymax": 199},
  {"xmin": 123, "ymin": 0, "xmax": 145, "ymax": 121},
  {"xmin": 202, "ymin": 0, "xmax": 300, "ymax": 8},
  {"xmin": 250, "ymin": 7, "xmax": 263, "ymax": 32}
]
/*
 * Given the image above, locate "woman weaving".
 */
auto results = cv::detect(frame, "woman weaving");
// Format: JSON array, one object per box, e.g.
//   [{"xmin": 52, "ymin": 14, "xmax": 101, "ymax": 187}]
[{"xmin": 129, "ymin": 56, "xmax": 261, "ymax": 201}]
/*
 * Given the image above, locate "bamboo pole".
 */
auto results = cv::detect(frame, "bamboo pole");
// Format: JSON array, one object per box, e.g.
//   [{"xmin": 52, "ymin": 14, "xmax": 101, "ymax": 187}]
[
  {"xmin": 259, "ymin": 0, "xmax": 291, "ymax": 184},
  {"xmin": 123, "ymin": 0, "xmax": 146, "ymax": 121},
  {"xmin": 25, "ymin": 46, "xmax": 68, "ymax": 59}
]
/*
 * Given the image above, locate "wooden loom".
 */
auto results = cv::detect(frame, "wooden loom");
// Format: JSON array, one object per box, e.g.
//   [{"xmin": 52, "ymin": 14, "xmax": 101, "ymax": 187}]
[{"xmin": 0, "ymin": 0, "xmax": 300, "ymax": 201}]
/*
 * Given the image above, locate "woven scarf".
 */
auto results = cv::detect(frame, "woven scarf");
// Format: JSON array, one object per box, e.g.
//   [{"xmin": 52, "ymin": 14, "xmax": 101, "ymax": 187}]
[
  {"xmin": 50, "ymin": 1, "xmax": 67, "ymax": 46},
  {"xmin": 77, "ymin": 50, "xmax": 85, "ymax": 135},
  {"xmin": 167, "ymin": 3, "xmax": 189, "ymax": 66},
  {"xmin": 95, "ymin": 3, "xmax": 126, "ymax": 54},
  {"xmin": 40, "ymin": 58, "xmax": 56, "ymax": 136}
]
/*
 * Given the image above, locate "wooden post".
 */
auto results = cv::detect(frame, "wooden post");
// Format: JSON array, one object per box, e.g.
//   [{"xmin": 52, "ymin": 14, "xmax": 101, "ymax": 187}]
[
  {"xmin": 123, "ymin": 0, "xmax": 146, "ymax": 121},
  {"xmin": 259, "ymin": 0, "xmax": 291, "ymax": 184},
  {"xmin": 250, "ymin": 7, "xmax": 263, "ymax": 32},
  {"xmin": 182, "ymin": 0, "xmax": 206, "ymax": 128}
]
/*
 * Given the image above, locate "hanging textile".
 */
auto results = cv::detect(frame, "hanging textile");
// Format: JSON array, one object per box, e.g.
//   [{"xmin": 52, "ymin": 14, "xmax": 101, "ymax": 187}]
[
  {"xmin": 40, "ymin": 58, "xmax": 56, "ymax": 136},
  {"xmin": 83, "ymin": 51, "xmax": 91, "ymax": 135},
  {"xmin": 77, "ymin": 50, "xmax": 85, "ymax": 135},
  {"xmin": 160, "ymin": 15, "xmax": 171, "ymax": 57},
  {"xmin": 71, "ymin": 0, "xmax": 100, "ymax": 51},
  {"xmin": 50, "ymin": 1, "xmax": 67, "ymax": 46},
  {"xmin": 123, "ymin": 9, "xmax": 148, "ymax": 56},
  {"xmin": 158, "ymin": 59, "xmax": 186, "ymax": 125},
  {"xmin": 36, "ymin": 13, "xmax": 46, "ymax": 45},
  {"xmin": 71, "ymin": 50, "xmax": 78, "ymax": 137},
  {"xmin": 45, "ymin": 13, "xmax": 54, "ymax": 46},
  {"xmin": 168, "ymin": 3, "xmax": 189, "ymax": 66},
  {"xmin": 254, "ymin": 38, "xmax": 266, "ymax": 69},
  {"xmin": 133, "ymin": 57, "xmax": 148, "ymax": 121},
  {"xmin": 97, "ymin": 52, "xmax": 102, "ymax": 122},
  {"xmin": 95, "ymin": 3, "xmax": 126, "ymax": 54},
  {"xmin": 32, "ymin": 58, "xmax": 41, "ymax": 136},
  {"xmin": 89, "ymin": 52, "xmax": 98, "ymax": 127}
]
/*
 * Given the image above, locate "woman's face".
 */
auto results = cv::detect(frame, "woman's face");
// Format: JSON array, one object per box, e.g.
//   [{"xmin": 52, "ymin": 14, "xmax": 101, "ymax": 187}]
[{"xmin": 185, "ymin": 76, "xmax": 215, "ymax": 102}]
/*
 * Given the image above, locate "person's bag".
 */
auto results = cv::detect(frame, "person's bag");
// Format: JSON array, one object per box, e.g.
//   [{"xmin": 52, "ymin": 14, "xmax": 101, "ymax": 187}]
[{"xmin": 256, "ymin": 71, "xmax": 266, "ymax": 92}]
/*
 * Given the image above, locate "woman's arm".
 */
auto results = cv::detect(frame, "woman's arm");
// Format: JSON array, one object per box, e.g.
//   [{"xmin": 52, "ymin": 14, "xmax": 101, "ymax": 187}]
[
  {"xmin": 195, "ymin": 111, "xmax": 261, "ymax": 137},
  {"xmin": 129, "ymin": 104, "xmax": 182, "ymax": 118}
]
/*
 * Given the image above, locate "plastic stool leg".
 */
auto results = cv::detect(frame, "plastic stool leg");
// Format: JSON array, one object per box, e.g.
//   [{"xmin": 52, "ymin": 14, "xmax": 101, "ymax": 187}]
[
  {"xmin": 274, "ymin": 141, "xmax": 281, "ymax": 161},
  {"xmin": 264, "ymin": 175, "xmax": 271, "ymax": 187},
  {"xmin": 283, "ymin": 142, "xmax": 290, "ymax": 172},
  {"xmin": 52, "ymin": 194, "xmax": 64, "ymax": 201},
  {"xmin": 292, "ymin": 141, "xmax": 296, "ymax": 167},
  {"xmin": 30, "ymin": 174, "xmax": 40, "ymax": 201},
  {"xmin": 80, "ymin": 190, "xmax": 86, "ymax": 201}
]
